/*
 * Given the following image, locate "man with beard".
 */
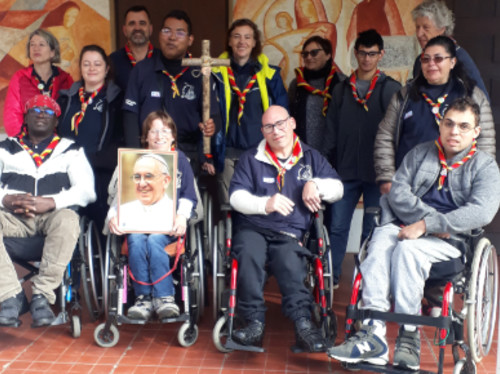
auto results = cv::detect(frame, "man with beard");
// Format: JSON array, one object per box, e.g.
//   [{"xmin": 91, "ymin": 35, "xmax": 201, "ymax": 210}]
[
  {"xmin": 110, "ymin": 5, "xmax": 160, "ymax": 92},
  {"xmin": 123, "ymin": 9, "xmax": 221, "ymax": 172}
]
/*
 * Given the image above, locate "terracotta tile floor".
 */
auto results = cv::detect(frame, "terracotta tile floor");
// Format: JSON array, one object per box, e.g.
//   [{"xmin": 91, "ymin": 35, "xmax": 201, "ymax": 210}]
[{"xmin": 1, "ymin": 256, "xmax": 498, "ymax": 374}]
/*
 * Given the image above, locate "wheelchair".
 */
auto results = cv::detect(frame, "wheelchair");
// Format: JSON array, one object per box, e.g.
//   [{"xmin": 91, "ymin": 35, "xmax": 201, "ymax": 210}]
[
  {"xmin": 342, "ymin": 218, "xmax": 498, "ymax": 374},
  {"xmin": 2, "ymin": 215, "xmax": 105, "ymax": 337},
  {"xmin": 211, "ymin": 205, "xmax": 337, "ymax": 353},
  {"xmin": 93, "ymin": 214, "xmax": 206, "ymax": 348}
]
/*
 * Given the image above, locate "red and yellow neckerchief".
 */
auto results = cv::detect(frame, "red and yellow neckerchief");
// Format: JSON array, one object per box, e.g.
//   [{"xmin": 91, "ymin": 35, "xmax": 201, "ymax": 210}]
[
  {"xmin": 295, "ymin": 66, "xmax": 336, "ymax": 116},
  {"xmin": 125, "ymin": 42, "xmax": 153, "ymax": 66},
  {"xmin": 349, "ymin": 69, "xmax": 380, "ymax": 112},
  {"xmin": 32, "ymin": 74, "xmax": 53, "ymax": 97},
  {"xmin": 227, "ymin": 67, "xmax": 257, "ymax": 124},
  {"xmin": 71, "ymin": 86, "xmax": 103, "ymax": 135},
  {"xmin": 422, "ymin": 92, "xmax": 449, "ymax": 125},
  {"xmin": 435, "ymin": 137, "xmax": 476, "ymax": 190},
  {"xmin": 264, "ymin": 134, "xmax": 303, "ymax": 191},
  {"xmin": 162, "ymin": 68, "xmax": 190, "ymax": 98},
  {"xmin": 17, "ymin": 127, "xmax": 60, "ymax": 167}
]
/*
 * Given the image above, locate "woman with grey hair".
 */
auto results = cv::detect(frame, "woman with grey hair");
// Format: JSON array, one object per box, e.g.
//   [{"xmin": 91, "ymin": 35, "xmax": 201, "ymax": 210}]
[
  {"xmin": 4, "ymin": 29, "xmax": 73, "ymax": 136},
  {"xmin": 411, "ymin": 0, "xmax": 488, "ymax": 99}
]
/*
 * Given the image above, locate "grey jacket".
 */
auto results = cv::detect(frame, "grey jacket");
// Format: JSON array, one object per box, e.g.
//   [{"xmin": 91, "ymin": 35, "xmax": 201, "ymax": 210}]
[
  {"xmin": 380, "ymin": 141, "xmax": 500, "ymax": 237},
  {"xmin": 374, "ymin": 84, "xmax": 496, "ymax": 184}
]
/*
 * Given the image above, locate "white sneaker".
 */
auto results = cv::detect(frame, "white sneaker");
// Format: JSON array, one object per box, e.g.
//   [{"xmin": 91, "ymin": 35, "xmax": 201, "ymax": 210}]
[
  {"xmin": 153, "ymin": 296, "xmax": 180, "ymax": 319},
  {"xmin": 127, "ymin": 295, "xmax": 153, "ymax": 320}
]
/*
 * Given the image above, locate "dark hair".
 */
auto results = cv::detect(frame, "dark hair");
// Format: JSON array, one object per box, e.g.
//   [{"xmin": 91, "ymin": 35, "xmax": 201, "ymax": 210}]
[
  {"xmin": 124, "ymin": 5, "xmax": 152, "ymax": 23},
  {"xmin": 79, "ymin": 45, "xmax": 112, "ymax": 82},
  {"xmin": 444, "ymin": 97, "xmax": 480, "ymax": 127},
  {"xmin": 355, "ymin": 29, "xmax": 384, "ymax": 51},
  {"xmin": 302, "ymin": 35, "xmax": 333, "ymax": 57},
  {"xmin": 226, "ymin": 18, "xmax": 262, "ymax": 59},
  {"xmin": 410, "ymin": 35, "xmax": 475, "ymax": 100},
  {"xmin": 141, "ymin": 111, "xmax": 178, "ymax": 148},
  {"xmin": 162, "ymin": 10, "xmax": 192, "ymax": 35}
]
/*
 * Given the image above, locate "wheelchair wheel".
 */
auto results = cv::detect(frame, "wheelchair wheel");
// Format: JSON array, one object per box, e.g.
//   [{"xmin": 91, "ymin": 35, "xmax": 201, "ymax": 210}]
[
  {"xmin": 177, "ymin": 322, "xmax": 199, "ymax": 347},
  {"xmin": 453, "ymin": 359, "xmax": 477, "ymax": 374},
  {"xmin": 79, "ymin": 218, "xmax": 104, "ymax": 321},
  {"xmin": 189, "ymin": 223, "xmax": 205, "ymax": 322},
  {"xmin": 212, "ymin": 222, "xmax": 226, "ymax": 321},
  {"xmin": 467, "ymin": 238, "xmax": 498, "ymax": 362},
  {"xmin": 102, "ymin": 235, "xmax": 118, "ymax": 320},
  {"xmin": 213, "ymin": 315, "xmax": 233, "ymax": 353},
  {"xmin": 94, "ymin": 323, "xmax": 120, "ymax": 348},
  {"xmin": 70, "ymin": 315, "xmax": 81, "ymax": 338},
  {"xmin": 202, "ymin": 190, "xmax": 213, "ymax": 263}
]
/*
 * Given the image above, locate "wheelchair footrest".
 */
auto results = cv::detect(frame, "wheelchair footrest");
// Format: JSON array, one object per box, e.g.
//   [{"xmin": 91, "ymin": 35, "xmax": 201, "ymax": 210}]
[
  {"xmin": 224, "ymin": 337, "xmax": 265, "ymax": 353},
  {"xmin": 343, "ymin": 362, "xmax": 436, "ymax": 374}
]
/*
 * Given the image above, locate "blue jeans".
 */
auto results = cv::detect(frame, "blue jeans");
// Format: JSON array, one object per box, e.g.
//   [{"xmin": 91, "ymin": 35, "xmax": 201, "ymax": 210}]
[
  {"xmin": 328, "ymin": 181, "xmax": 381, "ymax": 283},
  {"xmin": 127, "ymin": 234, "xmax": 175, "ymax": 298}
]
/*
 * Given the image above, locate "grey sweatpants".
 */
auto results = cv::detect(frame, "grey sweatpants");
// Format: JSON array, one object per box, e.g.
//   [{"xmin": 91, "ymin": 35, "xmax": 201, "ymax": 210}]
[
  {"xmin": 360, "ymin": 223, "xmax": 461, "ymax": 315},
  {"xmin": 0, "ymin": 209, "xmax": 80, "ymax": 304}
]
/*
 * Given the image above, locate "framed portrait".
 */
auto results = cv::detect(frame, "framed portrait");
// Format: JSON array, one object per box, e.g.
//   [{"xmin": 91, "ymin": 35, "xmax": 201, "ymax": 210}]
[{"xmin": 117, "ymin": 149, "xmax": 178, "ymax": 234}]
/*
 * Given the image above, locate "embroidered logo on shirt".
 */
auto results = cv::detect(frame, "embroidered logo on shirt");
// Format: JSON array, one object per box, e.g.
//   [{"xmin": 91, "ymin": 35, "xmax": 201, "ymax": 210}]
[
  {"xmin": 177, "ymin": 169, "xmax": 182, "ymax": 189},
  {"xmin": 151, "ymin": 91, "xmax": 161, "ymax": 98},
  {"xmin": 93, "ymin": 98, "xmax": 104, "ymax": 112},
  {"xmin": 125, "ymin": 99, "xmax": 136, "ymax": 107},
  {"xmin": 263, "ymin": 177, "xmax": 274, "ymax": 183},
  {"xmin": 181, "ymin": 83, "xmax": 196, "ymax": 100},
  {"xmin": 404, "ymin": 110, "xmax": 413, "ymax": 120},
  {"xmin": 297, "ymin": 165, "xmax": 313, "ymax": 181}
]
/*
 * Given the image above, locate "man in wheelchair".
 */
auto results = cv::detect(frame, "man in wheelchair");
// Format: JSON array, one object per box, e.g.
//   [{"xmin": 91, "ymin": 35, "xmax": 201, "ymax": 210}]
[
  {"xmin": 328, "ymin": 97, "xmax": 500, "ymax": 370},
  {"xmin": 0, "ymin": 95, "xmax": 96, "ymax": 328},
  {"xmin": 228, "ymin": 105, "xmax": 343, "ymax": 352}
]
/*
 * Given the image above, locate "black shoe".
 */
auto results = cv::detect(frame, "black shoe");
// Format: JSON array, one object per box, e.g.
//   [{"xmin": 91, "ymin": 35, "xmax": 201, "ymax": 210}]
[
  {"xmin": 0, "ymin": 291, "xmax": 28, "ymax": 326},
  {"xmin": 30, "ymin": 294, "xmax": 55, "ymax": 328},
  {"xmin": 294, "ymin": 317, "xmax": 327, "ymax": 352},
  {"xmin": 232, "ymin": 320, "xmax": 265, "ymax": 346}
]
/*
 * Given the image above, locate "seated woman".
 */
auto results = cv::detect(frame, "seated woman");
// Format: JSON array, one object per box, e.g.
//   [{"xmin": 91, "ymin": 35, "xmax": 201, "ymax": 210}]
[{"xmin": 107, "ymin": 111, "xmax": 197, "ymax": 320}]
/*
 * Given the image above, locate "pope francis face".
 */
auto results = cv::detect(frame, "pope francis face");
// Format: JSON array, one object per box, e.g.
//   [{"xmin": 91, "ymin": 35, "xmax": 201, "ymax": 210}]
[{"xmin": 132, "ymin": 156, "xmax": 171, "ymax": 206}]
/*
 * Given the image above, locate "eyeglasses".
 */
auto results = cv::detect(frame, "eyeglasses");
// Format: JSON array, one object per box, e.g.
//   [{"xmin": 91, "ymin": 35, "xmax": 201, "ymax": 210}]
[
  {"xmin": 300, "ymin": 49, "xmax": 323, "ymax": 58},
  {"xmin": 131, "ymin": 173, "xmax": 164, "ymax": 184},
  {"xmin": 148, "ymin": 129, "xmax": 172, "ymax": 137},
  {"xmin": 356, "ymin": 50, "xmax": 381, "ymax": 58},
  {"xmin": 441, "ymin": 118, "xmax": 477, "ymax": 133},
  {"xmin": 160, "ymin": 28, "xmax": 188, "ymax": 39},
  {"xmin": 420, "ymin": 55, "xmax": 451, "ymax": 64},
  {"xmin": 28, "ymin": 107, "xmax": 56, "ymax": 117},
  {"xmin": 262, "ymin": 117, "xmax": 289, "ymax": 134}
]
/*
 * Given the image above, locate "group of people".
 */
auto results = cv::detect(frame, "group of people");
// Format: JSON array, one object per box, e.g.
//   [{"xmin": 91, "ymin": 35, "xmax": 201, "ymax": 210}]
[{"xmin": 0, "ymin": 0, "xmax": 498, "ymax": 371}]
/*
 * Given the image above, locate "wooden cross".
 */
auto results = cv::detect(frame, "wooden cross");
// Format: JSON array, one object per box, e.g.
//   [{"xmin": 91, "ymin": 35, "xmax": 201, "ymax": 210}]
[{"xmin": 182, "ymin": 40, "xmax": 230, "ymax": 156}]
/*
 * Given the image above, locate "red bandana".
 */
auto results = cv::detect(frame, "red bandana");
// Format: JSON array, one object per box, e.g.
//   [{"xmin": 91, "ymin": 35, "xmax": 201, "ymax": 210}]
[
  {"xmin": 295, "ymin": 66, "xmax": 336, "ymax": 116},
  {"xmin": 17, "ymin": 127, "xmax": 60, "ymax": 167},
  {"xmin": 125, "ymin": 42, "xmax": 153, "ymax": 66},
  {"xmin": 349, "ymin": 69, "xmax": 380, "ymax": 111},
  {"xmin": 264, "ymin": 134, "xmax": 303, "ymax": 191},
  {"xmin": 422, "ymin": 92, "xmax": 449, "ymax": 125},
  {"xmin": 71, "ymin": 86, "xmax": 103, "ymax": 135},
  {"xmin": 227, "ymin": 67, "xmax": 257, "ymax": 124},
  {"xmin": 435, "ymin": 137, "xmax": 476, "ymax": 190}
]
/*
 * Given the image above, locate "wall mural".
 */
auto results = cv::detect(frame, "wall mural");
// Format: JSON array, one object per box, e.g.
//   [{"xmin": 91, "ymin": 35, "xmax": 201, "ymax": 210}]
[
  {"xmin": 0, "ymin": 0, "xmax": 111, "ymax": 129},
  {"xmin": 232, "ymin": 0, "xmax": 423, "ymax": 87}
]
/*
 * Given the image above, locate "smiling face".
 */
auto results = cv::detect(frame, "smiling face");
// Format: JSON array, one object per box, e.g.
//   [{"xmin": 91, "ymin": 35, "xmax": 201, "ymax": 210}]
[
  {"xmin": 25, "ymin": 106, "xmax": 58, "ymax": 138},
  {"xmin": 159, "ymin": 17, "xmax": 193, "ymax": 60},
  {"xmin": 415, "ymin": 16, "xmax": 445, "ymax": 49},
  {"xmin": 261, "ymin": 106, "xmax": 296, "ymax": 155},
  {"xmin": 439, "ymin": 108, "xmax": 480, "ymax": 159},
  {"xmin": 29, "ymin": 34, "xmax": 55, "ymax": 65},
  {"xmin": 146, "ymin": 118, "xmax": 174, "ymax": 151},
  {"xmin": 123, "ymin": 10, "xmax": 152, "ymax": 46},
  {"xmin": 421, "ymin": 45, "xmax": 456, "ymax": 85},
  {"xmin": 80, "ymin": 51, "xmax": 108, "ymax": 89},
  {"xmin": 228, "ymin": 25, "xmax": 256, "ymax": 65},
  {"xmin": 133, "ymin": 157, "xmax": 171, "ymax": 206},
  {"xmin": 354, "ymin": 44, "xmax": 384, "ymax": 76},
  {"xmin": 302, "ymin": 41, "xmax": 331, "ymax": 71}
]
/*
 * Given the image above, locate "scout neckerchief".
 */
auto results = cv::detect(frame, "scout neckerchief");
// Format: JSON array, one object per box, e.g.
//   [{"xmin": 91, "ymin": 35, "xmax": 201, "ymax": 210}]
[
  {"xmin": 32, "ymin": 70, "xmax": 53, "ymax": 96},
  {"xmin": 264, "ymin": 134, "xmax": 303, "ymax": 191},
  {"xmin": 162, "ymin": 54, "xmax": 191, "ymax": 99},
  {"xmin": 295, "ymin": 65, "xmax": 336, "ymax": 116},
  {"xmin": 17, "ymin": 127, "xmax": 60, "ymax": 167},
  {"xmin": 125, "ymin": 42, "xmax": 153, "ymax": 66},
  {"xmin": 227, "ymin": 67, "xmax": 257, "ymax": 124},
  {"xmin": 71, "ymin": 85, "xmax": 103, "ymax": 135},
  {"xmin": 435, "ymin": 137, "xmax": 476, "ymax": 190},
  {"xmin": 422, "ymin": 92, "xmax": 449, "ymax": 125},
  {"xmin": 349, "ymin": 69, "xmax": 380, "ymax": 112}
]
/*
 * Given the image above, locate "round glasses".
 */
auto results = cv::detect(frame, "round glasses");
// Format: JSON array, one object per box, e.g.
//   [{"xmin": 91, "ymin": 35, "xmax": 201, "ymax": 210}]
[
  {"xmin": 440, "ymin": 119, "xmax": 476, "ymax": 133},
  {"xmin": 262, "ymin": 117, "xmax": 289, "ymax": 134},
  {"xmin": 131, "ymin": 173, "xmax": 164, "ymax": 184}
]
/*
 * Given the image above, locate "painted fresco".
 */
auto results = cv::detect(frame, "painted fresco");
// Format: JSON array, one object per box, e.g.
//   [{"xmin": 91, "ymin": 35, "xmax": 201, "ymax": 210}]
[
  {"xmin": 0, "ymin": 0, "xmax": 111, "ymax": 130},
  {"xmin": 232, "ymin": 0, "xmax": 423, "ymax": 87}
]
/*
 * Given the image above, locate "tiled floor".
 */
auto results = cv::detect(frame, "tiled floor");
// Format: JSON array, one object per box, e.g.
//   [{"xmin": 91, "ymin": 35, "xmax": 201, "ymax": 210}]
[{"xmin": 0, "ymin": 256, "xmax": 497, "ymax": 374}]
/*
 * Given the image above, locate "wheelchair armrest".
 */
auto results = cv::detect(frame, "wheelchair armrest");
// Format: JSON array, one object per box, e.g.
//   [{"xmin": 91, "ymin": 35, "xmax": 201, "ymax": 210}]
[{"xmin": 366, "ymin": 206, "xmax": 381, "ymax": 227}]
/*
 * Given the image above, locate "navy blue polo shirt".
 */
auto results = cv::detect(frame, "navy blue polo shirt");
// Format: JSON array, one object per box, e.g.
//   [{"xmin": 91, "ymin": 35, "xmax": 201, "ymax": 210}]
[
  {"xmin": 229, "ymin": 141, "xmax": 339, "ymax": 238},
  {"xmin": 123, "ymin": 53, "xmax": 220, "ymax": 145},
  {"xmin": 176, "ymin": 150, "xmax": 197, "ymax": 206},
  {"xmin": 110, "ymin": 47, "xmax": 161, "ymax": 92}
]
